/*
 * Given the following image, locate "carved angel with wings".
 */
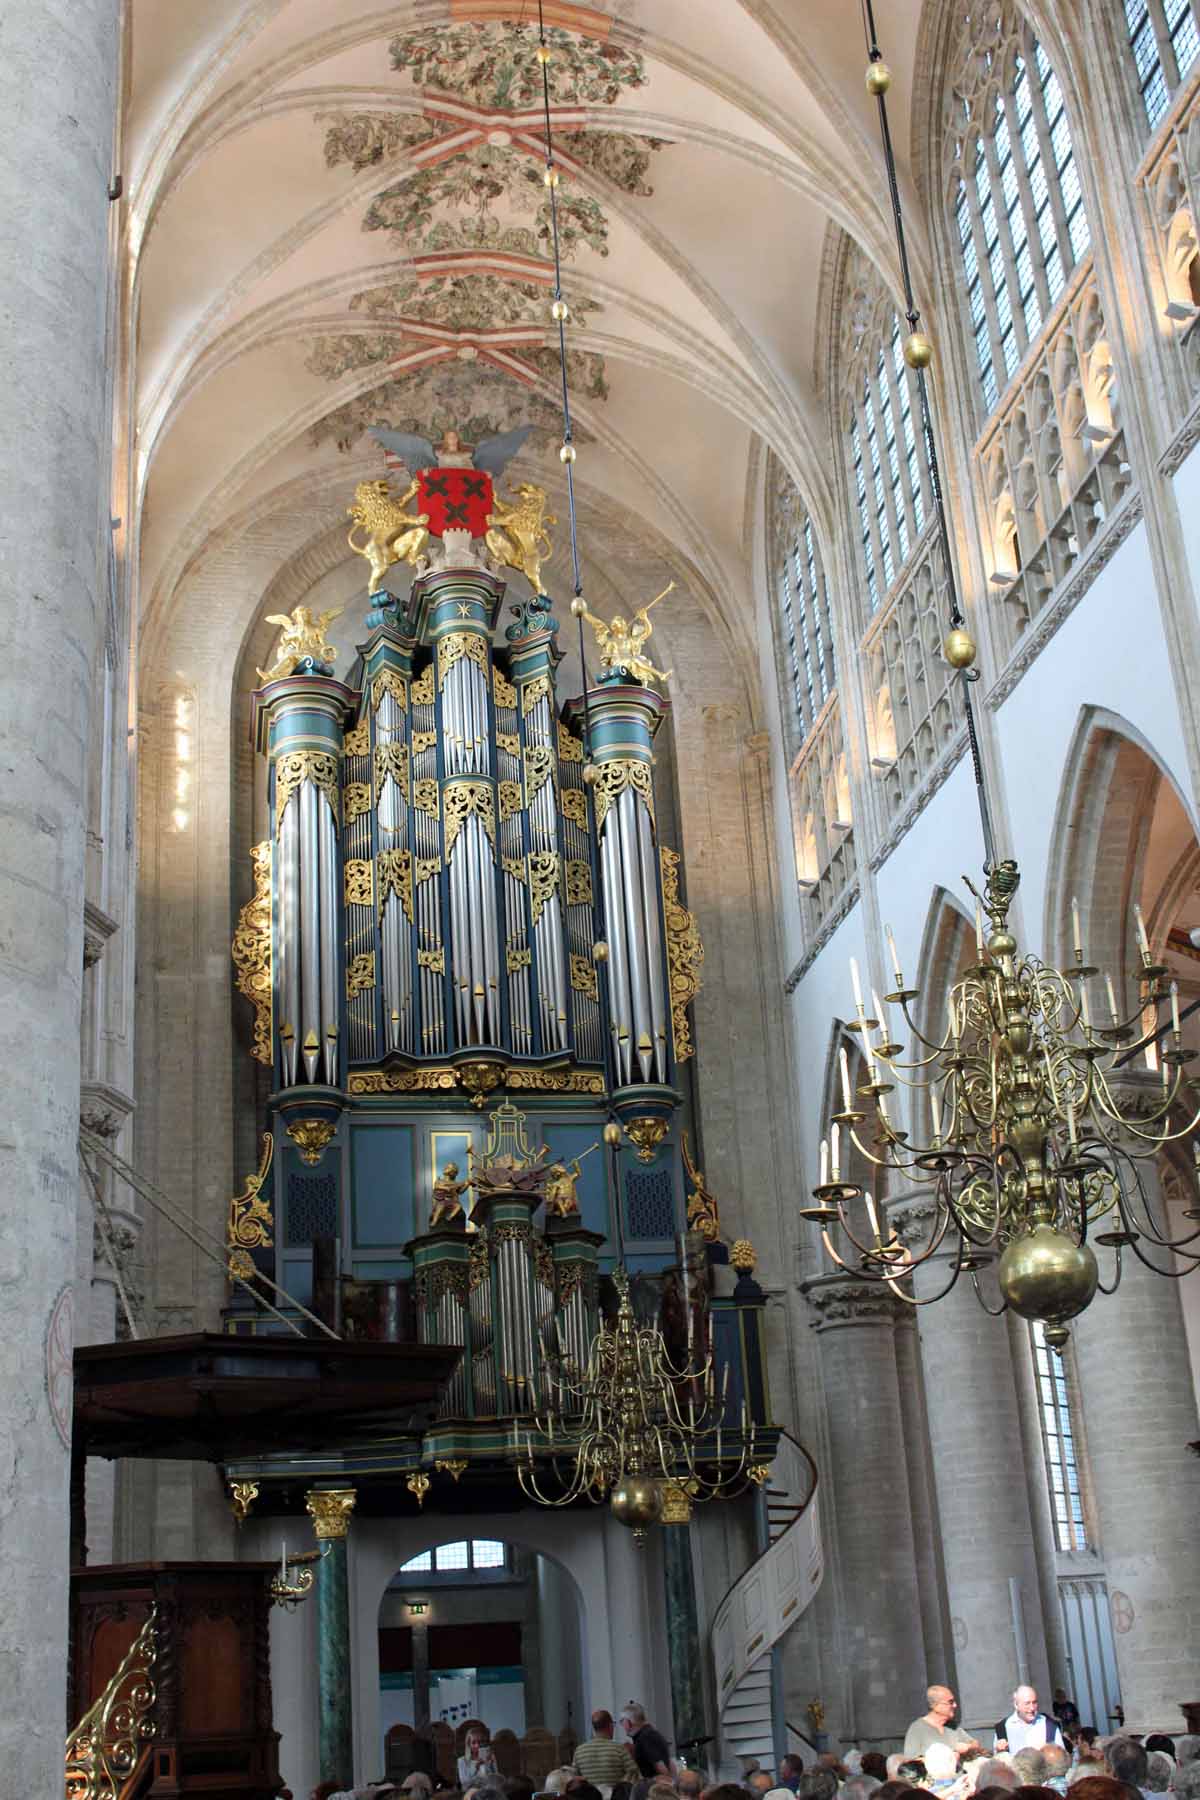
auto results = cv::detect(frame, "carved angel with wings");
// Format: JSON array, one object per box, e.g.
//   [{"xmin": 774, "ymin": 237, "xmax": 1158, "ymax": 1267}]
[
  {"xmin": 256, "ymin": 605, "xmax": 343, "ymax": 683},
  {"xmin": 579, "ymin": 581, "xmax": 674, "ymax": 688},
  {"xmin": 372, "ymin": 424, "xmax": 533, "ymax": 478}
]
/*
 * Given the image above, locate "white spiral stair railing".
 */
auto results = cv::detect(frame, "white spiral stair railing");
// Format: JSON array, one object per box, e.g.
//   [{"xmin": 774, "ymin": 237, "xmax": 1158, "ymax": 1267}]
[{"xmin": 711, "ymin": 1432, "xmax": 822, "ymax": 1769}]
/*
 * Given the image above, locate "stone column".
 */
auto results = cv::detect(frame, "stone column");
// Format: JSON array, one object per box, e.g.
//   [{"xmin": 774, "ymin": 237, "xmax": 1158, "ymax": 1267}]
[
  {"xmin": 661, "ymin": 1483, "xmax": 705, "ymax": 1755},
  {"xmin": 892, "ymin": 1200, "xmax": 1050, "ymax": 1730},
  {"xmin": 411, "ymin": 1618, "xmax": 431, "ymax": 1731},
  {"xmin": 1073, "ymin": 1178, "xmax": 1200, "ymax": 1729},
  {"xmin": 0, "ymin": 1, "xmax": 118, "ymax": 1789},
  {"xmin": 803, "ymin": 1276, "xmax": 927, "ymax": 1744},
  {"xmin": 307, "ymin": 1487, "xmax": 357, "ymax": 1786},
  {"xmin": 892, "ymin": 1310, "xmax": 954, "ymax": 1682}
]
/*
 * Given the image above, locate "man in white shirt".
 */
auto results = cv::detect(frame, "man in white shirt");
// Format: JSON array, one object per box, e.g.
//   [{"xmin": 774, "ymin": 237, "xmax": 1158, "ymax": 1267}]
[{"xmin": 995, "ymin": 1686, "xmax": 1065, "ymax": 1753}]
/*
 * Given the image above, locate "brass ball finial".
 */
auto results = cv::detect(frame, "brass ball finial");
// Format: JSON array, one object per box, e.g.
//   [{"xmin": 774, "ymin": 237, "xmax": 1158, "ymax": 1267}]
[
  {"xmin": 944, "ymin": 627, "xmax": 977, "ymax": 669},
  {"xmin": 570, "ymin": 595, "xmax": 587, "ymax": 618},
  {"xmin": 582, "ymin": 762, "xmax": 600, "ymax": 786},
  {"xmin": 609, "ymin": 1474, "xmax": 663, "ymax": 1533},
  {"xmin": 559, "ymin": 441, "xmax": 577, "ymax": 463},
  {"xmin": 997, "ymin": 1225, "xmax": 1099, "ymax": 1326},
  {"xmin": 903, "ymin": 330, "xmax": 933, "ymax": 369},
  {"xmin": 593, "ymin": 940, "xmax": 609, "ymax": 963},
  {"xmin": 866, "ymin": 59, "xmax": 892, "ymax": 96},
  {"xmin": 551, "ymin": 298, "xmax": 570, "ymax": 323},
  {"xmin": 602, "ymin": 1121, "xmax": 623, "ymax": 1148},
  {"xmin": 535, "ymin": 43, "xmax": 553, "ymax": 65},
  {"xmin": 544, "ymin": 166, "xmax": 560, "ymax": 188}
]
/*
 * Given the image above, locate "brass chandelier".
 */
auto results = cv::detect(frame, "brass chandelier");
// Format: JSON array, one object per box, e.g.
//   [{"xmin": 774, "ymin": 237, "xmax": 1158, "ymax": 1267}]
[
  {"xmin": 801, "ymin": 6, "xmax": 1200, "ymax": 1343},
  {"xmin": 514, "ymin": 1265, "xmax": 767, "ymax": 1539}
]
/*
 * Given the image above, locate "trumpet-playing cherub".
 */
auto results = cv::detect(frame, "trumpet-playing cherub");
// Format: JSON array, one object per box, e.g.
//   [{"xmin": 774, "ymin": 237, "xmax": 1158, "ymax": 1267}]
[
  {"xmin": 544, "ymin": 1159, "xmax": 582, "ymax": 1218},
  {"xmin": 578, "ymin": 581, "xmax": 673, "ymax": 687},
  {"xmin": 430, "ymin": 1161, "xmax": 471, "ymax": 1227},
  {"xmin": 256, "ymin": 606, "xmax": 343, "ymax": 682}
]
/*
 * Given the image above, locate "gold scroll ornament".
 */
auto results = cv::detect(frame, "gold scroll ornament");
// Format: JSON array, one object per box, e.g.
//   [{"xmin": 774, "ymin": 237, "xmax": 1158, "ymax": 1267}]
[
  {"xmin": 660, "ymin": 845, "xmax": 702, "ymax": 1062},
  {"xmin": 437, "ymin": 631, "xmax": 489, "ymax": 685},
  {"xmin": 346, "ymin": 952, "xmax": 376, "ymax": 998},
  {"xmin": 347, "ymin": 478, "xmax": 429, "ymax": 588},
  {"xmin": 226, "ymin": 1133, "xmax": 275, "ymax": 1279},
  {"xmin": 485, "ymin": 483, "xmax": 556, "ymax": 593},
  {"xmin": 373, "ymin": 741, "xmax": 410, "ymax": 803},
  {"xmin": 681, "ymin": 1130, "xmax": 720, "ymax": 1242},
  {"xmin": 378, "ymin": 847, "xmax": 414, "ymax": 922},
  {"xmin": 371, "ymin": 667, "xmax": 408, "ymax": 714},
  {"xmin": 232, "ymin": 841, "xmax": 272, "ymax": 1065},
  {"xmin": 527, "ymin": 851, "xmax": 561, "ymax": 925},
  {"xmin": 444, "ymin": 780, "xmax": 496, "ymax": 855}
]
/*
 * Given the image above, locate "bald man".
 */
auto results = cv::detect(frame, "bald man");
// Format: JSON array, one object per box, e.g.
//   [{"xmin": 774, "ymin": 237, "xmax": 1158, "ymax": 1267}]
[
  {"xmin": 904, "ymin": 1685, "xmax": 981, "ymax": 1759},
  {"xmin": 995, "ymin": 1686, "xmax": 1063, "ymax": 1753}
]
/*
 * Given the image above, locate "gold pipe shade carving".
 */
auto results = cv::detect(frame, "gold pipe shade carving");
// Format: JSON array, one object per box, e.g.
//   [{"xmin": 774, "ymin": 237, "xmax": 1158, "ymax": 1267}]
[
  {"xmin": 226, "ymin": 1134, "xmax": 274, "ymax": 1280},
  {"xmin": 232, "ymin": 841, "xmax": 273, "ymax": 1066}
]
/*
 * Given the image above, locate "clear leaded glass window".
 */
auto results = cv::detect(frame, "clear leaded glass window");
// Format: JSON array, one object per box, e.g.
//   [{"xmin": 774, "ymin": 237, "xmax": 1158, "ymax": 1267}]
[
  {"xmin": 398, "ymin": 1540, "xmax": 509, "ymax": 1576},
  {"xmin": 1032, "ymin": 1321, "xmax": 1088, "ymax": 1552},
  {"xmin": 847, "ymin": 312, "xmax": 931, "ymax": 611},
  {"xmin": 769, "ymin": 466, "xmax": 836, "ymax": 748},
  {"xmin": 1125, "ymin": 0, "xmax": 1200, "ymax": 131},
  {"xmin": 948, "ymin": 14, "xmax": 1090, "ymax": 417}
]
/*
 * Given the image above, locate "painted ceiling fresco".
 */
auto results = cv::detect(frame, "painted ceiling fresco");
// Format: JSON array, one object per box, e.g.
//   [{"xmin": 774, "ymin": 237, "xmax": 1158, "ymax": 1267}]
[{"xmin": 308, "ymin": 20, "xmax": 665, "ymax": 456}]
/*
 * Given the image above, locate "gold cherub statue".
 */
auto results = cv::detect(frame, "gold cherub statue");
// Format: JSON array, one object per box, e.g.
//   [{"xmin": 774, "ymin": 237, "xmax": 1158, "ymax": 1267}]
[
  {"xmin": 347, "ymin": 477, "xmax": 430, "ymax": 590},
  {"xmin": 257, "ymin": 606, "xmax": 343, "ymax": 683},
  {"xmin": 486, "ymin": 482, "xmax": 556, "ymax": 594},
  {"xmin": 544, "ymin": 1159, "xmax": 583, "ymax": 1218},
  {"xmin": 430, "ymin": 1161, "xmax": 471, "ymax": 1228},
  {"xmin": 578, "ymin": 582, "xmax": 673, "ymax": 687}
]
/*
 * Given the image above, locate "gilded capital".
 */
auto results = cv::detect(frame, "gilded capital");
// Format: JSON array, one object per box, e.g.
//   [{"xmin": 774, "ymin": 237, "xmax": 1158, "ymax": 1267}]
[{"xmin": 305, "ymin": 1486, "xmax": 357, "ymax": 1540}]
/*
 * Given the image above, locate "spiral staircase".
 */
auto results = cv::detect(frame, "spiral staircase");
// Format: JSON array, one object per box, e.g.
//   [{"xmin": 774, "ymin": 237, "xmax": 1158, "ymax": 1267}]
[{"xmin": 711, "ymin": 1432, "xmax": 823, "ymax": 1771}]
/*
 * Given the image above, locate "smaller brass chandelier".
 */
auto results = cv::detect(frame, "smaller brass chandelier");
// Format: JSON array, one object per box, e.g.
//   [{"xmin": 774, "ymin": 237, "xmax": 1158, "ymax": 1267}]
[
  {"xmin": 514, "ymin": 1266, "xmax": 766, "ymax": 1539},
  {"xmin": 806, "ymin": 859, "xmax": 1200, "ymax": 1345}
]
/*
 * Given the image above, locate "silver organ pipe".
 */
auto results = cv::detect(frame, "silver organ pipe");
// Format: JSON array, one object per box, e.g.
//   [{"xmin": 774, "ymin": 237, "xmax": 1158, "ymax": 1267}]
[
  {"xmin": 278, "ymin": 797, "xmax": 299, "ymax": 1085},
  {"xmin": 299, "ymin": 779, "xmax": 321, "ymax": 1082},
  {"xmin": 617, "ymin": 790, "xmax": 655, "ymax": 1083},
  {"xmin": 317, "ymin": 788, "xmax": 339, "ymax": 1084}
]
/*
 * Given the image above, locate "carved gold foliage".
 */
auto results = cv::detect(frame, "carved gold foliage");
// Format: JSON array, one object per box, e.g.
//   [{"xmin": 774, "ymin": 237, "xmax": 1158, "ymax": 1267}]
[
  {"xmin": 305, "ymin": 1486, "xmax": 356, "ymax": 1539},
  {"xmin": 413, "ymin": 778, "xmax": 439, "ymax": 816},
  {"xmin": 521, "ymin": 673, "xmax": 551, "ymax": 716},
  {"xmin": 557, "ymin": 721, "xmax": 583, "ymax": 762},
  {"xmin": 371, "ymin": 667, "xmax": 409, "ymax": 713},
  {"xmin": 660, "ymin": 845, "xmax": 702, "ymax": 1062},
  {"xmin": 507, "ymin": 946, "xmax": 532, "ymax": 972},
  {"xmin": 444, "ymin": 780, "xmax": 496, "ymax": 855},
  {"xmin": 227, "ymin": 1133, "xmax": 274, "ymax": 1281},
  {"xmin": 288, "ymin": 1118, "xmax": 337, "ymax": 1167},
  {"xmin": 564, "ymin": 859, "xmax": 593, "ymax": 906},
  {"xmin": 496, "ymin": 731, "xmax": 520, "ymax": 757},
  {"xmin": 417, "ymin": 946, "xmax": 446, "ymax": 973},
  {"xmin": 682, "ymin": 1130, "xmax": 720, "ymax": 1242},
  {"xmin": 527, "ymin": 851, "xmax": 560, "ymax": 925},
  {"xmin": 561, "ymin": 786, "xmax": 588, "ymax": 828},
  {"xmin": 344, "ymin": 781, "xmax": 371, "ymax": 824},
  {"xmin": 498, "ymin": 779, "xmax": 523, "ymax": 821},
  {"xmin": 347, "ymin": 952, "xmax": 376, "ymax": 998},
  {"xmin": 378, "ymin": 847, "xmax": 414, "ymax": 922},
  {"xmin": 437, "ymin": 631, "xmax": 489, "ymax": 685},
  {"xmin": 494, "ymin": 667, "xmax": 517, "ymax": 709},
  {"xmin": 570, "ymin": 953, "xmax": 599, "ymax": 1000},
  {"xmin": 524, "ymin": 744, "xmax": 555, "ymax": 806},
  {"xmin": 232, "ymin": 841, "xmax": 273, "ymax": 1065},
  {"xmin": 348, "ymin": 1062, "xmax": 604, "ymax": 1095},
  {"xmin": 412, "ymin": 663, "xmax": 436, "ymax": 706},
  {"xmin": 506, "ymin": 1066, "xmax": 605, "ymax": 1094},
  {"xmin": 350, "ymin": 1067, "xmax": 459, "ymax": 1094},
  {"xmin": 411, "ymin": 729, "xmax": 437, "ymax": 754},
  {"xmin": 593, "ymin": 758, "xmax": 655, "ymax": 836},
  {"xmin": 344, "ymin": 716, "xmax": 371, "ymax": 756},
  {"xmin": 345, "ymin": 858, "xmax": 374, "ymax": 906},
  {"xmin": 275, "ymin": 750, "xmax": 339, "ymax": 831},
  {"xmin": 373, "ymin": 740, "xmax": 410, "ymax": 802},
  {"xmin": 415, "ymin": 854, "xmax": 442, "ymax": 885},
  {"xmin": 502, "ymin": 855, "xmax": 527, "ymax": 885}
]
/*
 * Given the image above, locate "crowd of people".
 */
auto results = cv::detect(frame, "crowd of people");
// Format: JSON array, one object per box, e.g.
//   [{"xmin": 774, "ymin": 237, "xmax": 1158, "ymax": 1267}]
[{"xmin": 306, "ymin": 1686, "xmax": 1200, "ymax": 1800}]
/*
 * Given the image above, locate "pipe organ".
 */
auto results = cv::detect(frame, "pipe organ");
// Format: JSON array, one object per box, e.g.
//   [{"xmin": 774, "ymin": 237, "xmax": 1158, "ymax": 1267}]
[{"xmin": 233, "ymin": 475, "xmax": 712, "ymax": 1433}]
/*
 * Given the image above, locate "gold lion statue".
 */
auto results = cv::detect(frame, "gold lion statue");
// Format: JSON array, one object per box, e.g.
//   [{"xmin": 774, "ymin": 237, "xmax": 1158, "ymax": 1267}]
[
  {"xmin": 257, "ymin": 606, "xmax": 343, "ymax": 682},
  {"xmin": 347, "ymin": 478, "xmax": 430, "ymax": 590},
  {"xmin": 486, "ymin": 482, "xmax": 556, "ymax": 594}
]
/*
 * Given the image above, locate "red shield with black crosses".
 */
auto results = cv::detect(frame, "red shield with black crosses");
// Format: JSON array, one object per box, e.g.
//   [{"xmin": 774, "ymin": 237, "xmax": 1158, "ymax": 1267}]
[{"xmin": 416, "ymin": 468, "xmax": 494, "ymax": 539}]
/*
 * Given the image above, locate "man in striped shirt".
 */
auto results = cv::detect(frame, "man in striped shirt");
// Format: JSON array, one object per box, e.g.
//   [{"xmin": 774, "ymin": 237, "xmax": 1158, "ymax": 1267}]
[{"xmin": 573, "ymin": 1711, "xmax": 639, "ymax": 1789}]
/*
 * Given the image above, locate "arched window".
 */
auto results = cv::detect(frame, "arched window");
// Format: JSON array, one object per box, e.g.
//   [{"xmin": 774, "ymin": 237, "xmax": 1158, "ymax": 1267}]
[
  {"xmin": 767, "ymin": 459, "xmax": 835, "ymax": 749},
  {"xmin": 945, "ymin": 8, "xmax": 1090, "ymax": 416},
  {"xmin": 838, "ymin": 246, "xmax": 933, "ymax": 613},
  {"xmin": 1126, "ymin": 0, "xmax": 1200, "ymax": 132}
]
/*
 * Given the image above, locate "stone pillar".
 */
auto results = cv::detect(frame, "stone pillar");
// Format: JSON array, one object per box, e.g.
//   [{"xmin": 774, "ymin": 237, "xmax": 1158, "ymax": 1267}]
[
  {"xmin": 1073, "ymin": 1198, "xmax": 1200, "ymax": 1729},
  {"xmin": 892, "ymin": 1200, "xmax": 1050, "ymax": 1729},
  {"xmin": 893, "ymin": 1310, "xmax": 954, "ymax": 1683},
  {"xmin": 661, "ymin": 1484, "xmax": 705, "ymax": 1755},
  {"xmin": 0, "ymin": 1, "xmax": 118, "ymax": 1789},
  {"xmin": 411, "ymin": 1618, "xmax": 431, "ymax": 1730},
  {"xmin": 803, "ymin": 1276, "xmax": 927, "ymax": 1744},
  {"xmin": 307, "ymin": 1487, "xmax": 357, "ymax": 1786}
]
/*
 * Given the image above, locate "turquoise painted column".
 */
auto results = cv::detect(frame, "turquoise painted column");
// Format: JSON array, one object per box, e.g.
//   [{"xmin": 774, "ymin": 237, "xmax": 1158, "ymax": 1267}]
[
  {"xmin": 661, "ymin": 1484, "xmax": 705, "ymax": 1759},
  {"xmin": 306, "ymin": 1486, "xmax": 357, "ymax": 1787}
]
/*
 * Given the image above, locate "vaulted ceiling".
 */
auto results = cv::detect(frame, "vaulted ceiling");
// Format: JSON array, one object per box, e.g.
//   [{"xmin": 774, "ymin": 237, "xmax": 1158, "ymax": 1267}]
[{"xmin": 124, "ymin": 0, "xmax": 930, "ymax": 684}]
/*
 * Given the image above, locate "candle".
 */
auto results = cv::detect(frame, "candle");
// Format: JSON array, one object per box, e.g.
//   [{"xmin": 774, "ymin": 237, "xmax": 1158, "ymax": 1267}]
[
  {"xmin": 819, "ymin": 1137, "xmax": 829, "ymax": 1186},
  {"xmin": 1134, "ymin": 902, "xmax": 1150, "ymax": 962},
  {"xmin": 1071, "ymin": 896, "xmax": 1083, "ymax": 962},
  {"xmin": 948, "ymin": 992, "xmax": 960, "ymax": 1041},
  {"xmin": 975, "ymin": 899, "xmax": 985, "ymax": 955},
  {"xmin": 1171, "ymin": 979, "xmax": 1182, "ymax": 1038},
  {"xmin": 885, "ymin": 924, "xmax": 903, "ymax": 988},
  {"xmin": 865, "ymin": 1192, "xmax": 882, "ymax": 1244},
  {"xmin": 839, "ymin": 1046, "xmax": 853, "ymax": 1112},
  {"xmin": 280, "ymin": 1537, "xmax": 287, "ymax": 1581},
  {"xmin": 1079, "ymin": 981, "xmax": 1091, "ymax": 1029},
  {"xmin": 831, "ymin": 1122, "xmax": 841, "ymax": 1182},
  {"xmin": 873, "ymin": 989, "xmax": 892, "ymax": 1050},
  {"xmin": 1105, "ymin": 972, "xmax": 1119, "ymax": 1025},
  {"xmin": 850, "ymin": 956, "xmax": 865, "ymax": 1013},
  {"xmin": 1067, "ymin": 1102, "xmax": 1078, "ymax": 1147},
  {"xmin": 929, "ymin": 1085, "xmax": 943, "ymax": 1142}
]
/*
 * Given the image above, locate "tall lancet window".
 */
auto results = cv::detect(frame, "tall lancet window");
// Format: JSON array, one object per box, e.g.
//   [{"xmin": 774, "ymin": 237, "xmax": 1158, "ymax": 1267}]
[
  {"xmin": 768, "ymin": 460, "xmax": 835, "ymax": 751},
  {"xmin": 946, "ymin": 7, "xmax": 1090, "ymax": 415},
  {"xmin": 838, "ymin": 246, "xmax": 933, "ymax": 614},
  {"xmin": 1125, "ymin": 0, "xmax": 1200, "ymax": 131}
]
